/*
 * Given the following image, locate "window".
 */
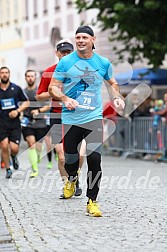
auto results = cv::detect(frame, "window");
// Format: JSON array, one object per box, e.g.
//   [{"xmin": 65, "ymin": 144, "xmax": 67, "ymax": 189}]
[
  {"xmin": 5, "ymin": 0, "xmax": 10, "ymax": 25},
  {"xmin": 34, "ymin": 25, "xmax": 39, "ymax": 39},
  {"xmin": 43, "ymin": 22, "xmax": 49, "ymax": 37},
  {"xmin": 67, "ymin": 0, "xmax": 73, "ymax": 8},
  {"xmin": 25, "ymin": 0, "xmax": 29, "ymax": 20},
  {"xmin": 13, "ymin": 0, "xmax": 18, "ymax": 23},
  {"xmin": 33, "ymin": 0, "xmax": 38, "ymax": 18},
  {"xmin": 43, "ymin": 0, "xmax": 48, "ymax": 14},
  {"xmin": 25, "ymin": 27, "xmax": 30, "ymax": 40},
  {"xmin": 80, "ymin": 11, "xmax": 87, "ymax": 24},
  {"xmin": 0, "ymin": 0, "xmax": 3, "ymax": 22},
  {"xmin": 0, "ymin": 58, "xmax": 5, "ymax": 66},
  {"xmin": 0, "ymin": 0, "xmax": 3, "ymax": 26},
  {"xmin": 55, "ymin": 0, "xmax": 60, "ymax": 11},
  {"xmin": 15, "ymin": 27, "xmax": 22, "ymax": 38},
  {"xmin": 50, "ymin": 27, "xmax": 61, "ymax": 48},
  {"xmin": 54, "ymin": 19, "xmax": 61, "ymax": 29},
  {"xmin": 67, "ymin": 14, "xmax": 73, "ymax": 31}
]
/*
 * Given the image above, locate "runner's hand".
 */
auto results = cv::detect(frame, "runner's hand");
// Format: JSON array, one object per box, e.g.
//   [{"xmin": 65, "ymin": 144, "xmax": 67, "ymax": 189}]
[
  {"xmin": 113, "ymin": 97, "xmax": 125, "ymax": 109},
  {"xmin": 31, "ymin": 109, "xmax": 39, "ymax": 116},
  {"xmin": 63, "ymin": 97, "xmax": 79, "ymax": 110},
  {"xmin": 9, "ymin": 110, "xmax": 20, "ymax": 118}
]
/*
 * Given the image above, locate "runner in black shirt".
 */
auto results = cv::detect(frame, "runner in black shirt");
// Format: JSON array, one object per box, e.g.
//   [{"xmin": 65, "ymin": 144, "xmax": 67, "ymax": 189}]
[{"xmin": 0, "ymin": 66, "xmax": 29, "ymax": 178}]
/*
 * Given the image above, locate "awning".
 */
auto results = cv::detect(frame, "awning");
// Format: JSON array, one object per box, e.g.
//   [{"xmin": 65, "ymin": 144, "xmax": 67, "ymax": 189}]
[{"xmin": 115, "ymin": 68, "xmax": 167, "ymax": 85}]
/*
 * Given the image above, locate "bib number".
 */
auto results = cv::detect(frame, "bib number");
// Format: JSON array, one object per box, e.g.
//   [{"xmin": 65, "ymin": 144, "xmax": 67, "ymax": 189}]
[
  {"xmin": 76, "ymin": 91, "xmax": 96, "ymax": 110},
  {"xmin": 21, "ymin": 117, "xmax": 29, "ymax": 127},
  {"xmin": 1, "ymin": 98, "xmax": 15, "ymax": 110}
]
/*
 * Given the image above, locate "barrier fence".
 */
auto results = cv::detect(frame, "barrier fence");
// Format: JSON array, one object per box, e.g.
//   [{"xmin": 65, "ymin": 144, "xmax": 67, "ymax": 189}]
[{"xmin": 103, "ymin": 116, "xmax": 166, "ymax": 157}]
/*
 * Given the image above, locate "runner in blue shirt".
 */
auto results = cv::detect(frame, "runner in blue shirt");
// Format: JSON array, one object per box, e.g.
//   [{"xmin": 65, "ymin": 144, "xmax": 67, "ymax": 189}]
[{"xmin": 49, "ymin": 26, "xmax": 125, "ymax": 217}]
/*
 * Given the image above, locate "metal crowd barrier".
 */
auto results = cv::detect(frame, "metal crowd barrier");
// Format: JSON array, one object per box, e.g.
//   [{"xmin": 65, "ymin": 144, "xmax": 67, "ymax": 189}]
[
  {"xmin": 103, "ymin": 116, "xmax": 132, "ymax": 156},
  {"xmin": 103, "ymin": 116, "xmax": 165, "ymax": 157}
]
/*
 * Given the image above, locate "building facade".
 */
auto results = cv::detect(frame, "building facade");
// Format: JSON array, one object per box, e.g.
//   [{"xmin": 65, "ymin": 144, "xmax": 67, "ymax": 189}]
[
  {"xmin": 0, "ymin": 0, "xmax": 120, "ymax": 89},
  {"xmin": 0, "ymin": 0, "xmax": 166, "ymax": 99},
  {"xmin": 0, "ymin": 0, "xmax": 26, "ymax": 85}
]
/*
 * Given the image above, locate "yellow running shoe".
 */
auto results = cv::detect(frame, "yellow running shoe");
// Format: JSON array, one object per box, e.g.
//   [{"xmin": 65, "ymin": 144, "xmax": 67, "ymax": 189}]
[
  {"xmin": 77, "ymin": 168, "xmax": 81, "ymax": 176},
  {"xmin": 30, "ymin": 171, "xmax": 38, "ymax": 178},
  {"xmin": 63, "ymin": 181, "xmax": 76, "ymax": 199},
  {"xmin": 86, "ymin": 199, "xmax": 102, "ymax": 217}
]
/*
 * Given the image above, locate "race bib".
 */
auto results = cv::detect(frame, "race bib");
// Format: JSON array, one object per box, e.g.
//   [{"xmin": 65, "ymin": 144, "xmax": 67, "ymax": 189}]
[
  {"xmin": 21, "ymin": 117, "xmax": 29, "ymax": 127},
  {"xmin": 76, "ymin": 91, "xmax": 96, "ymax": 110},
  {"xmin": 1, "ymin": 98, "xmax": 15, "ymax": 110},
  {"xmin": 45, "ymin": 114, "xmax": 50, "ymax": 126}
]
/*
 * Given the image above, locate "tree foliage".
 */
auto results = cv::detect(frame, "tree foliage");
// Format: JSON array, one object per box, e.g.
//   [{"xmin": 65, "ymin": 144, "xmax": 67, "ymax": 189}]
[{"xmin": 75, "ymin": 0, "xmax": 167, "ymax": 69}]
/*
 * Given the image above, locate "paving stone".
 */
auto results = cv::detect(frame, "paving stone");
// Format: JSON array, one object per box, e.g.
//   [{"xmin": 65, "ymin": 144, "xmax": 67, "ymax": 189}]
[{"xmin": 1, "ymin": 145, "xmax": 167, "ymax": 251}]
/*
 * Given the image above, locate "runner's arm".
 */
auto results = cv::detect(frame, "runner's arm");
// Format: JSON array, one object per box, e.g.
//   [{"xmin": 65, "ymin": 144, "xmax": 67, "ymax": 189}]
[
  {"xmin": 49, "ymin": 77, "xmax": 78, "ymax": 110},
  {"xmin": 107, "ymin": 77, "xmax": 120, "ymax": 97},
  {"xmin": 36, "ymin": 92, "xmax": 51, "ymax": 101},
  {"xmin": 17, "ymin": 100, "xmax": 30, "ymax": 113},
  {"xmin": 48, "ymin": 77, "xmax": 64, "ymax": 101},
  {"xmin": 31, "ymin": 104, "xmax": 51, "ymax": 116},
  {"xmin": 107, "ymin": 77, "xmax": 125, "ymax": 109},
  {"xmin": 154, "ymin": 107, "xmax": 167, "ymax": 116},
  {"xmin": 9, "ymin": 100, "xmax": 30, "ymax": 118}
]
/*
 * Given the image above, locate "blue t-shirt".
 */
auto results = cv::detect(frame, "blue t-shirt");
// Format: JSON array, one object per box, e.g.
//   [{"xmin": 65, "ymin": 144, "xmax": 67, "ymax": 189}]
[{"xmin": 53, "ymin": 51, "xmax": 113, "ymax": 124}]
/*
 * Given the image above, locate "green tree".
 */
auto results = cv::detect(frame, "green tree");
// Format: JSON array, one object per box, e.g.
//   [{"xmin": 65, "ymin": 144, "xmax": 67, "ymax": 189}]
[{"xmin": 75, "ymin": 0, "xmax": 167, "ymax": 69}]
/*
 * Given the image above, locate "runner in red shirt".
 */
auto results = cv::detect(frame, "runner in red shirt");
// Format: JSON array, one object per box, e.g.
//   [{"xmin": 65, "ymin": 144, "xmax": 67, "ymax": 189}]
[{"xmin": 36, "ymin": 39, "xmax": 85, "ymax": 198}]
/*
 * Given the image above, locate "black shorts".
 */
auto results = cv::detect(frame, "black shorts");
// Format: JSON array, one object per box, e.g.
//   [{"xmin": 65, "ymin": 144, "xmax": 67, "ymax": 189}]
[
  {"xmin": 50, "ymin": 118, "xmax": 62, "ymax": 145},
  {"xmin": 22, "ymin": 127, "xmax": 48, "ymax": 143},
  {"xmin": 43, "ymin": 125, "xmax": 51, "ymax": 136},
  {"xmin": 0, "ymin": 120, "xmax": 21, "ymax": 144}
]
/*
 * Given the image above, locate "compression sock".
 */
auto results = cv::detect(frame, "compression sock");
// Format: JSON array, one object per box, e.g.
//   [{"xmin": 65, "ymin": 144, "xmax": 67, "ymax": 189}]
[{"xmin": 28, "ymin": 148, "xmax": 38, "ymax": 172}]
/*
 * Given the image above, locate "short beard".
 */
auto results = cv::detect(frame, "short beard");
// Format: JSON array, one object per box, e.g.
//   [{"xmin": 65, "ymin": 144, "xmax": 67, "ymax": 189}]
[
  {"xmin": 28, "ymin": 82, "xmax": 35, "ymax": 87},
  {"xmin": 1, "ymin": 79, "xmax": 9, "ymax": 84}
]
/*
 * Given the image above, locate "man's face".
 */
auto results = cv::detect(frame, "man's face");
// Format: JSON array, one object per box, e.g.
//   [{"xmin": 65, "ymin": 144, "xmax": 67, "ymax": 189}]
[
  {"xmin": 0, "ymin": 68, "xmax": 10, "ymax": 84},
  {"xmin": 75, "ymin": 33, "xmax": 95, "ymax": 52},
  {"xmin": 25, "ymin": 71, "xmax": 36, "ymax": 86},
  {"xmin": 56, "ymin": 50, "xmax": 73, "ymax": 60}
]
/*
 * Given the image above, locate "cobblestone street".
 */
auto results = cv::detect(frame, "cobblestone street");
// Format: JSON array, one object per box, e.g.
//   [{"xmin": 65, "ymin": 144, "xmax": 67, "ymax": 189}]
[{"xmin": 0, "ymin": 150, "xmax": 167, "ymax": 252}]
